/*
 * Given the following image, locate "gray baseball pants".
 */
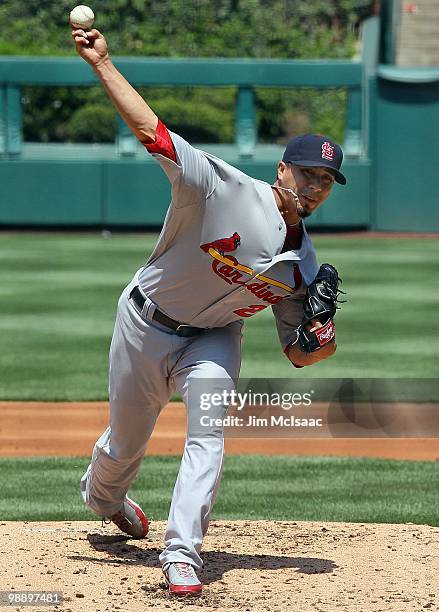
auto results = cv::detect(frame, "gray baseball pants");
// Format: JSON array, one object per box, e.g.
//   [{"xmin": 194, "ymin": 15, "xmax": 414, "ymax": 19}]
[{"xmin": 80, "ymin": 277, "xmax": 242, "ymax": 570}]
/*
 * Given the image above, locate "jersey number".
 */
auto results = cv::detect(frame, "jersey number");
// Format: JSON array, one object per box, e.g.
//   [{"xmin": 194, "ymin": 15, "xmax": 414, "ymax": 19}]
[{"xmin": 233, "ymin": 304, "xmax": 268, "ymax": 318}]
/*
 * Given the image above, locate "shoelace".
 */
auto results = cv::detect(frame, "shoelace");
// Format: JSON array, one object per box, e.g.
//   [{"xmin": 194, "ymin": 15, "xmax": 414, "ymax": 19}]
[{"xmin": 174, "ymin": 563, "xmax": 195, "ymax": 578}]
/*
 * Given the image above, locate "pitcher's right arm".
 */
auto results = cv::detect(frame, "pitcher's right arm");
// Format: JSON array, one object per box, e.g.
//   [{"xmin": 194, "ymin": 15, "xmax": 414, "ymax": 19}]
[{"xmin": 72, "ymin": 28, "xmax": 158, "ymax": 144}]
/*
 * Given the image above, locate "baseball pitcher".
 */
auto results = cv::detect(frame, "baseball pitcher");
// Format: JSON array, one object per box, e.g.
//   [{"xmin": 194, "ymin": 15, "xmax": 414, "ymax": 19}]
[{"xmin": 72, "ymin": 26, "xmax": 345, "ymax": 597}]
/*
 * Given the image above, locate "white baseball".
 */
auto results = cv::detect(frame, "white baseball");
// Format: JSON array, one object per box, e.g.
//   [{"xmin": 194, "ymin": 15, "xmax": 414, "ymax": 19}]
[{"xmin": 70, "ymin": 5, "xmax": 95, "ymax": 29}]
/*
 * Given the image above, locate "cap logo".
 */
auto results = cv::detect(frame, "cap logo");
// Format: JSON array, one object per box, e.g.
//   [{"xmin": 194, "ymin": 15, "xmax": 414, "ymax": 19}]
[{"xmin": 321, "ymin": 142, "xmax": 334, "ymax": 161}]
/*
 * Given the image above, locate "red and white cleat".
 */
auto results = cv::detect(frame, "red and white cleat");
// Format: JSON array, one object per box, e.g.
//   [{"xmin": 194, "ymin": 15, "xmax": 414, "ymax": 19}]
[
  {"xmin": 162, "ymin": 562, "xmax": 203, "ymax": 597},
  {"xmin": 109, "ymin": 497, "xmax": 149, "ymax": 539}
]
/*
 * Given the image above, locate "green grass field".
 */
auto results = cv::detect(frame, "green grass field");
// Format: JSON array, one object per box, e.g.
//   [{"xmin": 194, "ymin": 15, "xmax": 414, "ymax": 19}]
[
  {"xmin": 1, "ymin": 455, "xmax": 437, "ymax": 526},
  {"xmin": 1, "ymin": 233, "xmax": 438, "ymax": 527},
  {"xmin": 1, "ymin": 233, "xmax": 438, "ymax": 400}
]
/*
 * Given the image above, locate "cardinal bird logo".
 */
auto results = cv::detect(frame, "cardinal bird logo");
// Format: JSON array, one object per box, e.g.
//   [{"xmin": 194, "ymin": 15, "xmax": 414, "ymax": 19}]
[{"xmin": 200, "ymin": 232, "xmax": 241, "ymax": 255}]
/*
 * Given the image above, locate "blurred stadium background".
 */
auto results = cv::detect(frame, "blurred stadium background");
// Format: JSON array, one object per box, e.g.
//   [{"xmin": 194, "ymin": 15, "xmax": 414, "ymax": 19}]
[
  {"xmin": 0, "ymin": 0, "xmax": 438, "ymax": 231},
  {"xmin": 0, "ymin": 0, "xmax": 438, "ymax": 399}
]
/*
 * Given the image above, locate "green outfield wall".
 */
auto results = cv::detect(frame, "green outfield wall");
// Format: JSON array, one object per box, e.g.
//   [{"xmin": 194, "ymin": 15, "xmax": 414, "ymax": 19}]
[
  {"xmin": 370, "ymin": 68, "xmax": 439, "ymax": 231},
  {"xmin": 0, "ymin": 15, "xmax": 438, "ymax": 231},
  {"xmin": 0, "ymin": 147, "xmax": 371, "ymax": 228}
]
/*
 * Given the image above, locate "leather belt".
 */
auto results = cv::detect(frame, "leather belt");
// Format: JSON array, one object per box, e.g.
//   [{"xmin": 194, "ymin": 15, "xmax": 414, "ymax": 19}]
[{"xmin": 130, "ymin": 286, "xmax": 207, "ymax": 337}]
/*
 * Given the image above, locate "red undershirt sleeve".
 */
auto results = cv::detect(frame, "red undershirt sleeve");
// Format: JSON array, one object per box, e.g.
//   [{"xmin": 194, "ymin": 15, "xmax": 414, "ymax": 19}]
[
  {"xmin": 143, "ymin": 119, "xmax": 177, "ymax": 163},
  {"xmin": 281, "ymin": 224, "xmax": 303, "ymax": 252}
]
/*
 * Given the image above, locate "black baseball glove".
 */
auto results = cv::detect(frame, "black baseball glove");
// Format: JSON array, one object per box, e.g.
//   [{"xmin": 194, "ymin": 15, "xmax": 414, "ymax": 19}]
[{"xmin": 297, "ymin": 263, "xmax": 345, "ymax": 353}]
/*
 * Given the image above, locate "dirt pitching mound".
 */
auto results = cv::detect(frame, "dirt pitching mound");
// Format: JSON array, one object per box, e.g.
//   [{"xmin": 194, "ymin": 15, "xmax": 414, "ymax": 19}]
[{"xmin": 1, "ymin": 520, "xmax": 438, "ymax": 612}]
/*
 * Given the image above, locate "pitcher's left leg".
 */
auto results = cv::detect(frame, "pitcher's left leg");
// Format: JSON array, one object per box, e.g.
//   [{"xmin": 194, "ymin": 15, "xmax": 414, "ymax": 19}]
[{"xmin": 160, "ymin": 324, "xmax": 242, "ymax": 572}]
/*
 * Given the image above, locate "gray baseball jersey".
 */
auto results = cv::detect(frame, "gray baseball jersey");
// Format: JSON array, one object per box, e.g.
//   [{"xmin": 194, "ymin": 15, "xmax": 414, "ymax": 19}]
[
  {"xmin": 137, "ymin": 130, "xmax": 319, "ymax": 345},
  {"xmin": 81, "ymin": 128, "xmax": 320, "ymax": 571}
]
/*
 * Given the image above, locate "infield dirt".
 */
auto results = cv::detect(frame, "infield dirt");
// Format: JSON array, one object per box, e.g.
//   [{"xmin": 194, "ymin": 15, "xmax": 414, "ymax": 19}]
[
  {"xmin": 1, "ymin": 402, "xmax": 438, "ymax": 611},
  {"xmin": 1, "ymin": 402, "xmax": 438, "ymax": 460},
  {"xmin": 1, "ymin": 520, "xmax": 438, "ymax": 612}
]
